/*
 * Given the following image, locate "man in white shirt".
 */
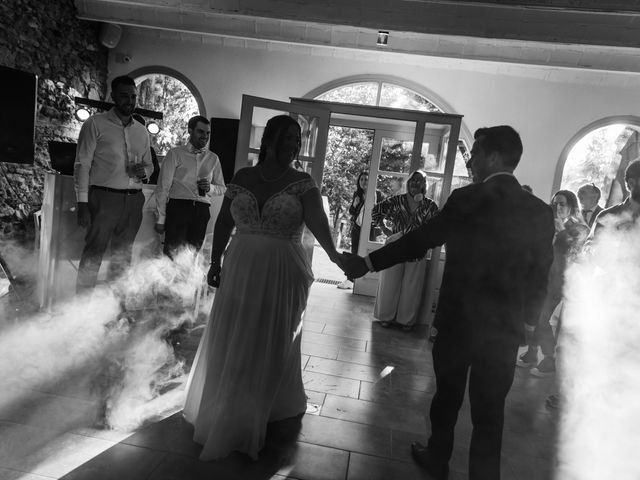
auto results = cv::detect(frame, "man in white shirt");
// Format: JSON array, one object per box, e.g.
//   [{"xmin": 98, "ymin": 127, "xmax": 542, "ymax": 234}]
[
  {"xmin": 154, "ymin": 115, "xmax": 226, "ymax": 257},
  {"xmin": 74, "ymin": 75, "xmax": 154, "ymax": 291}
]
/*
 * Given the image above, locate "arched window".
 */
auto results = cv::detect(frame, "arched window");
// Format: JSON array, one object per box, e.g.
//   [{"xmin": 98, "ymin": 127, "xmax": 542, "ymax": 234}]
[
  {"xmin": 130, "ymin": 68, "xmax": 204, "ymax": 155},
  {"xmin": 315, "ymin": 81, "xmax": 442, "ymax": 112},
  {"xmin": 310, "ymin": 78, "xmax": 472, "ymax": 210},
  {"xmin": 557, "ymin": 117, "xmax": 640, "ymax": 207}
]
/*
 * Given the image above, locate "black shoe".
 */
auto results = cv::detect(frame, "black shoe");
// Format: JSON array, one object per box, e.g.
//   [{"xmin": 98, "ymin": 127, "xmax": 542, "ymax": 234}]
[{"xmin": 410, "ymin": 442, "xmax": 449, "ymax": 479}]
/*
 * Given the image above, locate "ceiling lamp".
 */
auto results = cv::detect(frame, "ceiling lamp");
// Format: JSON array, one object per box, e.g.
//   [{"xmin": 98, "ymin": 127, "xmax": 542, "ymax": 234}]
[
  {"xmin": 75, "ymin": 107, "xmax": 91, "ymax": 122},
  {"xmin": 377, "ymin": 31, "xmax": 389, "ymax": 46},
  {"xmin": 147, "ymin": 121, "xmax": 160, "ymax": 135}
]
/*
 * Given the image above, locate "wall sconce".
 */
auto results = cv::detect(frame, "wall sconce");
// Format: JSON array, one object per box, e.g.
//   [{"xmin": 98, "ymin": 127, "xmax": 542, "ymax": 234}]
[
  {"xmin": 75, "ymin": 107, "xmax": 91, "ymax": 122},
  {"xmin": 377, "ymin": 31, "xmax": 389, "ymax": 46},
  {"xmin": 146, "ymin": 121, "xmax": 160, "ymax": 135}
]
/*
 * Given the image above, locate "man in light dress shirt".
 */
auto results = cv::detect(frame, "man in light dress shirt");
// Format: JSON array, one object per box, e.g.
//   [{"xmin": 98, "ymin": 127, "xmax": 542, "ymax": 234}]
[
  {"xmin": 74, "ymin": 75, "xmax": 154, "ymax": 292},
  {"xmin": 154, "ymin": 115, "xmax": 226, "ymax": 257}
]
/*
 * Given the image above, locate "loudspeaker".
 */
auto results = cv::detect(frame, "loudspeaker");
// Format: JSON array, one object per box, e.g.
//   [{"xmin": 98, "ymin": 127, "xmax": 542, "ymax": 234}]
[
  {"xmin": 210, "ymin": 118, "xmax": 239, "ymax": 184},
  {"xmin": 99, "ymin": 23, "xmax": 122, "ymax": 49}
]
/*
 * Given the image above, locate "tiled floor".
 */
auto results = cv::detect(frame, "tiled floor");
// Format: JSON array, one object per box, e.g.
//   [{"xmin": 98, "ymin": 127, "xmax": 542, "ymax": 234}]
[{"xmin": 0, "ymin": 282, "xmax": 557, "ymax": 480}]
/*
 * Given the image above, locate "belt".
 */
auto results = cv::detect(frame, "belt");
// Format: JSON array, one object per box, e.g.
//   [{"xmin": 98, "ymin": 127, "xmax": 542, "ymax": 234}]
[{"xmin": 91, "ymin": 185, "xmax": 142, "ymax": 195}]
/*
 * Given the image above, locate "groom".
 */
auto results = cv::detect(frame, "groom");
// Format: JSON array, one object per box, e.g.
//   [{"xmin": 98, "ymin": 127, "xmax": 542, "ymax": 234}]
[{"xmin": 342, "ymin": 125, "xmax": 555, "ymax": 480}]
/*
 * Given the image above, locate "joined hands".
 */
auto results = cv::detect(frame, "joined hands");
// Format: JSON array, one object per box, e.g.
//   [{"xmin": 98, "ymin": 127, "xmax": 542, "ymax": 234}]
[{"xmin": 334, "ymin": 252, "xmax": 370, "ymax": 280}]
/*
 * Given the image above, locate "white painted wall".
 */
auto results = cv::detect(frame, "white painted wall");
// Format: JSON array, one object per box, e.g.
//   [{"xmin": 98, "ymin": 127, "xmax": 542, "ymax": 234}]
[{"xmin": 111, "ymin": 27, "xmax": 640, "ymax": 201}]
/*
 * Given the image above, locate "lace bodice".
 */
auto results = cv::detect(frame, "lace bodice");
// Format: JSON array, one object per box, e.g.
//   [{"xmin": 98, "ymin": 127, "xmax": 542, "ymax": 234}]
[{"xmin": 225, "ymin": 178, "xmax": 317, "ymax": 240}]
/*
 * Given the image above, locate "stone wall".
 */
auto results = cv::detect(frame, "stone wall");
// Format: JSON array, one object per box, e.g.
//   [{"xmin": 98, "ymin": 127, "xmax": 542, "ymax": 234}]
[{"xmin": 0, "ymin": 0, "xmax": 108, "ymax": 235}]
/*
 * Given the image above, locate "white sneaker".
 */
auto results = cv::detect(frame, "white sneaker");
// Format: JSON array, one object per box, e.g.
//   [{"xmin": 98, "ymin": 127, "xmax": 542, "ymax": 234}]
[{"xmin": 337, "ymin": 279, "xmax": 353, "ymax": 289}]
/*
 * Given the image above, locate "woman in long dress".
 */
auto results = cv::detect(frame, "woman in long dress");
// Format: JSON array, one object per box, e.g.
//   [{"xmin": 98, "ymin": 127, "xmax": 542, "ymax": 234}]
[
  {"xmin": 183, "ymin": 115, "xmax": 343, "ymax": 460},
  {"xmin": 371, "ymin": 170, "xmax": 438, "ymax": 331},
  {"xmin": 517, "ymin": 189, "xmax": 589, "ymax": 377}
]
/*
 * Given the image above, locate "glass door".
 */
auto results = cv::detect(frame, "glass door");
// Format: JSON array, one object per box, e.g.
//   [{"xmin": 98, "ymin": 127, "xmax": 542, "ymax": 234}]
[
  {"xmin": 354, "ymin": 128, "xmax": 416, "ymax": 296},
  {"xmin": 235, "ymin": 95, "xmax": 331, "ymax": 261}
]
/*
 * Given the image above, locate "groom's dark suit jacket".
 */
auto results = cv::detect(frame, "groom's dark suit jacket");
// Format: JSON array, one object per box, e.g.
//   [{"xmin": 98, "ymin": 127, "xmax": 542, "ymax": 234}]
[{"xmin": 369, "ymin": 174, "xmax": 555, "ymax": 346}]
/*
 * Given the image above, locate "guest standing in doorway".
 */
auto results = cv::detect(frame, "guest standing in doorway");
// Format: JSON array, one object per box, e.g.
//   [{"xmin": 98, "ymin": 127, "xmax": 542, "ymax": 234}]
[
  {"xmin": 371, "ymin": 170, "xmax": 438, "ymax": 331},
  {"xmin": 338, "ymin": 171, "xmax": 370, "ymax": 290}
]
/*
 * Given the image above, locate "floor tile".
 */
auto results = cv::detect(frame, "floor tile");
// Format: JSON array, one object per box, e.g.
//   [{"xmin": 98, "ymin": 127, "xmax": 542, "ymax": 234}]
[
  {"xmin": 59, "ymin": 443, "xmax": 166, "ymax": 480},
  {"xmin": 279, "ymin": 441, "xmax": 349, "ymax": 480},
  {"xmin": 0, "ymin": 467, "xmax": 53, "ymax": 480},
  {"xmin": 301, "ymin": 331, "xmax": 366, "ymax": 352},
  {"xmin": 0, "ymin": 387, "xmax": 101, "ymax": 432},
  {"xmin": 320, "ymin": 394, "xmax": 426, "ymax": 435},
  {"xmin": 121, "ymin": 413, "xmax": 201, "ymax": 458},
  {"xmin": 321, "ymin": 325, "xmax": 373, "ymax": 342},
  {"xmin": 0, "ymin": 421, "xmax": 116, "ymax": 478},
  {"xmin": 305, "ymin": 357, "xmax": 381, "ymax": 383},
  {"xmin": 301, "ymin": 371, "xmax": 360, "ymax": 399},
  {"xmin": 305, "ymin": 390, "xmax": 326, "ymax": 408},
  {"xmin": 346, "ymin": 452, "xmax": 427, "ymax": 480},
  {"xmin": 299, "ymin": 413, "xmax": 391, "ymax": 458},
  {"xmin": 301, "ymin": 320, "xmax": 325, "ymax": 334},
  {"xmin": 301, "ymin": 355, "xmax": 310, "ymax": 369},
  {"xmin": 300, "ymin": 342, "xmax": 339, "ymax": 360},
  {"xmin": 336, "ymin": 346, "xmax": 430, "ymax": 374},
  {"xmin": 358, "ymin": 380, "xmax": 432, "ymax": 411}
]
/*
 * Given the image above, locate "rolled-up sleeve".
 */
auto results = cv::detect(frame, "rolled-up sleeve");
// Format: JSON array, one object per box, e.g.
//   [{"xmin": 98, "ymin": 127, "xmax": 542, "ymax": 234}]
[
  {"xmin": 210, "ymin": 154, "xmax": 226, "ymax": 196},
  {"xmin": 140, "ymin": 135, "xmax": 153, "ymax": 179},
  {"xmin": 73, "ymin": 118, "xmax": 98, "ymax": 203},
  {"xmin": 154, "ymin": 150, "xmax": 177, "ymax": 224}
]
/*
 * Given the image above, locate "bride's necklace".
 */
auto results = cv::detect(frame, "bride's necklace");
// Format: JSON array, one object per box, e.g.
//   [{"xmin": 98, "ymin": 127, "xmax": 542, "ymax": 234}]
[{"xmin": 258, "ymin": 165, "xmax": 290, "ymax": 183}]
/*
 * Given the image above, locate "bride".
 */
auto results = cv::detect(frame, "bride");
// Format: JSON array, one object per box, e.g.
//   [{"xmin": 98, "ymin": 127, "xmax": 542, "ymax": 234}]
[{"xmin": 183, "ymin": 114, "xmax": 344, "ymax": 460}]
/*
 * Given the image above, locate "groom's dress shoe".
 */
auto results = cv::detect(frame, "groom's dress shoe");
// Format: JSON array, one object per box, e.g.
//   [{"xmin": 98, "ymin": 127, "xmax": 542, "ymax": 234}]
[{"xmin": 410, "ymin": 442, "xmax": 449, "ymax": 479}]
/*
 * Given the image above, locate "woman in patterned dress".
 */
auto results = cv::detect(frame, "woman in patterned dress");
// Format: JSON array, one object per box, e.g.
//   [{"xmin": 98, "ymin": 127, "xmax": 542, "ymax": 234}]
[{"xmin": 371, "ymin": 170, "xmax": 438, "ymax": 331}]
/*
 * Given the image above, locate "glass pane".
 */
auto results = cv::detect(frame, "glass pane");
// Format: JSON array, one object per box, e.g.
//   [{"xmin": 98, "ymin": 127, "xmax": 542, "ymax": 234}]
[
  {"xmin": 247, "ymin": 151, "xmax": 259, "ymax": 167},
  {"xmin": 450, "ymin": 175, "xmax": 473, "ymax": 194},
  {"xmin": 295, "ymin": 114, "xmax": 318, "ymax": 158},
  {"xmin": 248, "ymin": 108, "xmax": 322, "ymax": 159},
  {"xmin": 372, "ymin": 173, "xmax": 408, "ymax": 244},
  {"xmin": 420, "ymin": 125, "xmax": 452, "ymax": 174},
  {"xmin": 379, "ymin": 83, "xmax": 441, "ymax": 112},
  {"xmin": 295, "ymin": 159, "xmax": 313, "ymax": 175},
  {"xmin": 135, "ymin": 73, "xmax": 200, "ymax": 155},
  {"xmin": 425, "ymin": 175, "xmax": 443, "ymax": 206},
  {"xmin": 454, "ymin": 140, "xmax": 471, "ymax": 177},
  {"xmin": 315, "ymin": 82, "xmax": 379, "ymax": 106},
  {"xmin": 380, "ymin": 137, "xmax": 412, "ymax": 173}
]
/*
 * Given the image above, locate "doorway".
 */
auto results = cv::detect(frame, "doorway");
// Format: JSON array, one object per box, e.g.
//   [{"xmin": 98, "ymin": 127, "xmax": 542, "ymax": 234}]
[{"xmin": 235, "ymin": 95, "xmax": 463, "ymax": 324}]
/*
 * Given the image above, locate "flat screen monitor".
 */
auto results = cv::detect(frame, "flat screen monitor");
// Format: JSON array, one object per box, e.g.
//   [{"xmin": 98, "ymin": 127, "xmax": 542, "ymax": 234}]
[{"xmin": 0, "ymin": 66, "xmax": 37, "ymax": 165}]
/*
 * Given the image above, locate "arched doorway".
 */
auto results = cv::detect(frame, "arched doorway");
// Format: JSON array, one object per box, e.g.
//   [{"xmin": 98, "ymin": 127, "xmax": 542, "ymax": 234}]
[
  {"xmin": 556, "ymin": 117, "xmax": 640, "ymax": 207},
  {"xmin": 129, "ymin": 68, "xmax": 204, "ymax": 156},
  {"xmin": 302, "ymin": 78, "xmax": 470, "ymax": 290}
]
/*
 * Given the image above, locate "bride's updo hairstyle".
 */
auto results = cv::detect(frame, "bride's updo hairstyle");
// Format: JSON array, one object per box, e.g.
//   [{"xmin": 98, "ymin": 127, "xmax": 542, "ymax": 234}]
[{"xmin": 257, "ymin": 115, "xmax": 302, "ymax": 164}]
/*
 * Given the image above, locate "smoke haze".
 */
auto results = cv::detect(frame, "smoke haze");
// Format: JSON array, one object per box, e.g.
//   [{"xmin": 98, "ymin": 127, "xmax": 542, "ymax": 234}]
[{"xmin": 558, "ymin": 219, "xmax": 640, "ymax": 479}]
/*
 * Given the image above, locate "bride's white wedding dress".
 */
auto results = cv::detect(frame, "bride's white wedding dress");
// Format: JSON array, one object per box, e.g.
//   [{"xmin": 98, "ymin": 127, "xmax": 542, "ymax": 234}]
[{"xmin": 183, "ymin": 176, "xmax": 315, "ymax": 461}]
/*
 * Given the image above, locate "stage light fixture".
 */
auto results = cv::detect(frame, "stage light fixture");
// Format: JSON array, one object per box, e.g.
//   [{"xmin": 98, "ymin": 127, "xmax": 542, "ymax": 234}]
[
  {"xmin": 147, "ymin": 121, "xmax": 160, "ymax": 134},
  {"xmin": 75, "ymin": 107, "xmax": 91, "ymax": 122},
  {"xmin": 377, "ymin": 31, "xmax": 389, "ymax": 46}
]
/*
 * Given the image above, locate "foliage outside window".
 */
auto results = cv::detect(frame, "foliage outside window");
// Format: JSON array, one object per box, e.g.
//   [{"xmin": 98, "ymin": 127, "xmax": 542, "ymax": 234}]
[
  {"xmin": 135, "ymin": 74, "xmax": 200, "ymax": 155},
  {"xmin": 315, "ymin": 81, "xmax": 467, "ymax": 248},
  {"xmin": 561, "ymin": 125, "xmax": 635, "ymax": 205}
]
